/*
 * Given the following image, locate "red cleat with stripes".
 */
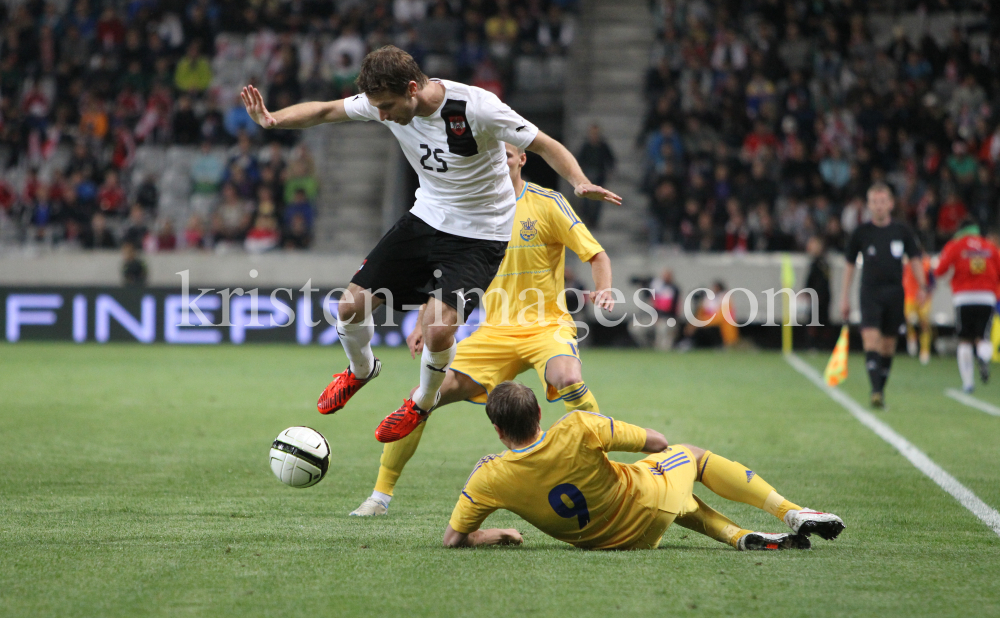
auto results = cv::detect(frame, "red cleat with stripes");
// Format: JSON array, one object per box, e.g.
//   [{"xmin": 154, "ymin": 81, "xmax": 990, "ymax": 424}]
[
  {"xmin": 317, "ymin": 360, "xmax": 381, "ymax": 415},
  {"xmin": 375, "ymin": 397, "xmax": 435, "ymax": 443}
]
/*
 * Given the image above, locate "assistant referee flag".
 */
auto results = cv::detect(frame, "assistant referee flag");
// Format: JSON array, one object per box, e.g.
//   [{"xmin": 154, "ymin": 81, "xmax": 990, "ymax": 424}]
[{"xmin": 824, "ymin": 326, "xmax": 850, "ymax": 386}]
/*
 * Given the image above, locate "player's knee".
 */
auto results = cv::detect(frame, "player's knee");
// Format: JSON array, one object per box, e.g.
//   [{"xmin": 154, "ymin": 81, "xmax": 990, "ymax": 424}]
[
  {"xmin": 680, "ymin": 444, "xmax": 706, "ymax": 466},
  {"xmin": 423, "ymin": 323, "xmax": 458, "ymax": 350},
  {"xmin": 549, "ymin": 370, "xmax": 583, "ymax": 391}
]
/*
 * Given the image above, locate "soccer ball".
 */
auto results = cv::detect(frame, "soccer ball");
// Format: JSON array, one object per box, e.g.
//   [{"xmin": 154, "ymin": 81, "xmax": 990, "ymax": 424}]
[{"xmin": 270, "ymin": 426, "xmax": 330, "ymax": 488}]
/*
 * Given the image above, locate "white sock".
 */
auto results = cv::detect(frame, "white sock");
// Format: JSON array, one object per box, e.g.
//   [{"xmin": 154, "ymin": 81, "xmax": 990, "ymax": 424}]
[
  {"xmin": 412, "ymin": 343, "xmax": 456, "ymax": 410},
  {"xmin": 976, "ymin": 340, "xmax": 994, "ymax": 363},
  {"xmin": 337, "ymin": 317, "xmax": 374, "ymax": 377},
  {"xmin": 958, "ymin": 342, "xmax": 975, "ymax": 390},
  {"xmin": 371, "ymin": 490, "xmax": 392, "ymax": 506}
]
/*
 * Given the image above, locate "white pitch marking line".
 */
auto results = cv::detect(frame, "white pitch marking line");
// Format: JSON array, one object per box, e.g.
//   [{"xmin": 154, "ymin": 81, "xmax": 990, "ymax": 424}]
[
  {"xmin": 944, "ymin": 388, "xmax": 1000, "ymax": 417},
  {"xmin": 785, "ymin": 353, "xmax": 1000, "ymax": 537}
]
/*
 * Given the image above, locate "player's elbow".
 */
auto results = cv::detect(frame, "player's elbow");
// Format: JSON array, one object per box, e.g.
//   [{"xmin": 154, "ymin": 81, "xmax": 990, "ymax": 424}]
[
  {"xmin": 442, "ymin": 526, "xmax": 468, "ymax": 548},
  {"xmin": 643, "ymin": 429, "xmax": 669, "ymax": 453}
]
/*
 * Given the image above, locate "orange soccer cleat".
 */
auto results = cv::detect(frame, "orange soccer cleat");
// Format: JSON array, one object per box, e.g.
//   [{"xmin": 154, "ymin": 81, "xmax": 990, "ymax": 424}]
[
  {"xmin": 317, "ymin": 360, "xmax": 381, "ymax": 415},
  {"xmin": 374, "ymin": 394, "xmax": 439, "ymax": 443}
]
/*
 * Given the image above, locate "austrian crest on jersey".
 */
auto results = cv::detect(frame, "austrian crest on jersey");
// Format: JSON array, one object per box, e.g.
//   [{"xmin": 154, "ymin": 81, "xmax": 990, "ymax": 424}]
[{"xmin": 441, "ymin": 99, "xmax": 478, "ymax": 156}]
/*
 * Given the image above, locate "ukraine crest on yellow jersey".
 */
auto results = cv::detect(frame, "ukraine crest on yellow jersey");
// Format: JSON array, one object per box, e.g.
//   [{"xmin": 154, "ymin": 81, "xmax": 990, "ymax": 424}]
[{"xmin": 481, "ymin": 182, "xmax": 604, "ymax": 328}]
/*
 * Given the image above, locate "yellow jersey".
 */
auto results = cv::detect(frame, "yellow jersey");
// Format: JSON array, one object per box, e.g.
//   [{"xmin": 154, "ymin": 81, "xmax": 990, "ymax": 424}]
[
  {"xmin": 449, "ymin": 411, "xmax": 690, "ymax": 550},
  {"xmin": 481, "ymin": 182, "xmax": 604, "ymax": 328}
]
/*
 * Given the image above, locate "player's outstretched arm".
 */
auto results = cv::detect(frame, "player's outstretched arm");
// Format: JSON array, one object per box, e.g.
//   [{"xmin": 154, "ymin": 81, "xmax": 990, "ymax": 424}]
[
  {"xmin": 442, "ymin": 524, "xmax": 523, "ymax": 548},
  {"xmin": 527, "ymin": 132, "xmax": 622, "ymax": 205},
  {"xmin": 240, "ymin": 85, "xmax": 350, "ymax": 130},
  {"xmin": 588, "ymin": 251, "xmax": 615, "ymax": 311}
]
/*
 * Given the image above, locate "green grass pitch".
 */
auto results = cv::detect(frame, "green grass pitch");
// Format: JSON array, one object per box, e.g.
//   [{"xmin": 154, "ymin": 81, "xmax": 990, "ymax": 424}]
[{"xmin": 1, "ymin": 343, "xmax": 999, "ymax": 617}]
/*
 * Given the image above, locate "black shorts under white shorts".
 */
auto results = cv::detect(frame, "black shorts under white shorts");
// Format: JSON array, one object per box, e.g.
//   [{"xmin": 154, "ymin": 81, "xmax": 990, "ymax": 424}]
[
  {"xmin": 955, "ymin": 304, "xmax": 994, "ymax": 341},
  {"xmin": 350, "ymin": 212, "xmax": 508, "ymax": 320},
  {"xmin": 860, "ymin": 286, "xmax": 906, "ymax": 336}
]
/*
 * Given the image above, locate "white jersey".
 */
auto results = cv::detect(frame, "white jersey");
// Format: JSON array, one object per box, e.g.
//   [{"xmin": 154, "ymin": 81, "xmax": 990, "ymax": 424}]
[{"xmin": 343, "ymin": 79, "xmax": 539, "ymax": 241}]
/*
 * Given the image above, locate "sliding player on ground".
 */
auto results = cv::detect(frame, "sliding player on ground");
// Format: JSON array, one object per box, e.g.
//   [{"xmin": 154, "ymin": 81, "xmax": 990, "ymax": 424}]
[
  {"xmin": 904, "ymin": 254, "xmax": 933, "ymax": 365},
  {"xmin": 442, "ymin": 382, "xmax": 845, "ymax": 551},
  {"xmin": 933, "ymin": 219, "xmax": 1000, "ymax": 393},
  {"xmin": 351, "ymin": 142, "xmax": 614, "ymax": 516},
  {"xmin": 840, "ymin": 182, "xmax": 927, "ymax": 409},
  {"xmin": 241, "ymin": 47, "xmax": 620, "ymax": 439}
]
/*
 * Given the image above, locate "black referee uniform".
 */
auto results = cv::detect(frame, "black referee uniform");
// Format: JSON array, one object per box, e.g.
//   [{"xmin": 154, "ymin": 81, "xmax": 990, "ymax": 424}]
[{"xmin": 845, "ymin": 221, "xmax": 921, "ymax": 398}]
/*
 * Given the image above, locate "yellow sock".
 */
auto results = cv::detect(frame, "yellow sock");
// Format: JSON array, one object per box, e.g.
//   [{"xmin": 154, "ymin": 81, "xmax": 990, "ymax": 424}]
[
  {"xmin": 373, "ymin": 421, "xmax": 426, "ymax": 496},
  {"xmin": 557, "ymin": 382, "xmax": 599, "ymax": 413},
  {"xmin": 674, "ymin": 495, "xmax": 750, "ymax": 548},
  {"xmin": 920, "ymin": 328, "xmax": 932, "ymax": 356},
  {"xmin": 698, "ymin": 451, "xmax": 801, "ymax": 522}
]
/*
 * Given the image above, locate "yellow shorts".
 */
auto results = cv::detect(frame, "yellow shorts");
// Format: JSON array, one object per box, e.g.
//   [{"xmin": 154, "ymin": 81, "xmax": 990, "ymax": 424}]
[
  {"xmin": 904, "ymin": 299, "xmax": 932, "ymax": 324},
  {"xmin": 449, "ymin": 323, "xmax": 581, "ymax": 404},
  {"xmin": 620, "ymin": 446, "xmax": 700, "ymax": 550}
]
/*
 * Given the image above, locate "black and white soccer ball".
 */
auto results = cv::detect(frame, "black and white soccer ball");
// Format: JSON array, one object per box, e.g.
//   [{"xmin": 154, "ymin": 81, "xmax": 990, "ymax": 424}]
[{"xmin": 269, "ymin": 426, "xmax": 330, "ymax": 488}]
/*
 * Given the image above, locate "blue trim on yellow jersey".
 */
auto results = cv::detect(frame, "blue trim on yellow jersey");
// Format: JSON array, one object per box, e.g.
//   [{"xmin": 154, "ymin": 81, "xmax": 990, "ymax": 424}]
[
  {"xmin": 511, "ymin": 431, "xmax": 547, "ymax": 453},
  {"xmin": 579, "ymin": 409, "xmax": 613, "ymax": 436},
  {"xmin": 462, "ymin": 491, "xmax": 475, "ymax": 503},
  {"xmin": 516, "ymin": 182, "xmax": 528, "ymax": 201},
  {"xmin": 449, "ymin": 368, "xmax": 487, "ymax": 405},
  {"xmin": 526, "ymin": 185, "xmax": 581, "ymax": 227},
  {"xmin": 661, "ymin": 458, "xmax": 690, "ymax": 472}
]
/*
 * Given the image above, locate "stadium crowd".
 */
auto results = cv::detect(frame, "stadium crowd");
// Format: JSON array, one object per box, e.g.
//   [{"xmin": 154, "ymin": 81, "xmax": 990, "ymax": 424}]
[
  {"xmin": 642, "ymin": 0, "xmax": 1000, "ymax": 254},
  {"xmin": 0, "ymin": 0, "xmax": 577, "ymax": 252}
]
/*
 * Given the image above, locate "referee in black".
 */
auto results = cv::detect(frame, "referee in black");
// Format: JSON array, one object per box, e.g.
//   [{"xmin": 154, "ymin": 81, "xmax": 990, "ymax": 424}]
[{"xmin": 840, "ymin": 182, "xmax": 928, "ymax": 408}]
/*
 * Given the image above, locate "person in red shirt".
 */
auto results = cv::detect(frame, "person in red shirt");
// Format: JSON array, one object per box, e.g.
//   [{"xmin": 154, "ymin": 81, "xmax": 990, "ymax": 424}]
[
  {"xmin": 936, "ymin": 191, "xmax": 968, "ymax": 245},
  {"xmin": 934, "ymin": 219, "xmax": 1000, "ymax": 392}
]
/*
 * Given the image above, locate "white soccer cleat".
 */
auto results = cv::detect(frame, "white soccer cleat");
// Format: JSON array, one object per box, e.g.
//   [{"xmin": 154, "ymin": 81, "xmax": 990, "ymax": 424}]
[
  {"xmin": 784, "ymin": 508, "xmax": 845, "ymax": 540},
  {"xmin": 737, "ymin": 532, "xmax": 810, "ymax": 551},
  {"xmin": 349, "ymin": 497, "xmax": 389, "ymax": 517}
]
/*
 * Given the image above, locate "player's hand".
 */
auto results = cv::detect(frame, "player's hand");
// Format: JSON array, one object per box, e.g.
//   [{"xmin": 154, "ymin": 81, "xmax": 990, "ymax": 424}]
[
  {"xmin": 590, "ymin": 288, "xmax": 615, "ymax": 311},
  {"xmin": 240, "ymin": 85, "xmax": 277, "ymax": 129},
  {"xmin": 496, "ymin": 529, "xmax": 523, "ymax": 545},
  {"xmin": 575, "ymin": 183, "xmax": 622, "ymax": 205},
  {"xmin": 406, "ymin": 326, "xmax": 424, "ymax": 359},
  {"xmin": 916, "ymin": 288, "xmax": 928, "ymax": 305},
  {"xmin": 840, "ymin": 298, "xmax": 851, "ymax": 322}
]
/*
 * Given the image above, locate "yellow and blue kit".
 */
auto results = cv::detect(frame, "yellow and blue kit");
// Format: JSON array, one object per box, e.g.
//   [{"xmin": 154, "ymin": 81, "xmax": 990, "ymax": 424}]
[
  {"xmin": 448, "ymin": 411, "xmax": 702, "ymax": 550},
  {"xmin": 449, "ymin": 182, "xmax": 605, "ymax": 403}
]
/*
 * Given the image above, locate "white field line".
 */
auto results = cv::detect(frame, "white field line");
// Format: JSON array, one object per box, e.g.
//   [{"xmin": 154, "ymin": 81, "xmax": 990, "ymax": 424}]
[
  {"xmin": 944, "ymin": 388, "xmax": 1000, "ymax": 417},
  {"xmin": 785, "ymin": 353, "xmax": 1000, "ymax": 537}
]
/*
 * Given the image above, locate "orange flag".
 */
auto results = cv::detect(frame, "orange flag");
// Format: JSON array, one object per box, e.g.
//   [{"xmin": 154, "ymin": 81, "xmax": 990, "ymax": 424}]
[{"xmin": 824, "ymin": 326, "xmax": 849, "ymax": 386}]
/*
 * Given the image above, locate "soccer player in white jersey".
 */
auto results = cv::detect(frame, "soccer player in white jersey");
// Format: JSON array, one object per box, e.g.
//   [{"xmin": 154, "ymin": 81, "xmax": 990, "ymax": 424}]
[{"xmin": 241, "ymin": 46, "xmax": 620, "ymax": 440}]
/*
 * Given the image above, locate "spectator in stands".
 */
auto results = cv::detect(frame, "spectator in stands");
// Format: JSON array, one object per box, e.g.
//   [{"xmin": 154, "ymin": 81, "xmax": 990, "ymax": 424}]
[
  {"xmin": 212, "ymin": 183, "xmax": 253, "ymax": 247},
  {"xmin": 244, "ymin": 214, "xmax": 281, "ymax": 253},
  {"xmin": 122, "ymin": 204, "xmax": 149, "ymax": 248},
  {"xmin": 191, "ymin": 141, "xmax": 225, "ymax": 197},
  {"xmin": 135, "ymin": 174, "xmax": 159, "ymax": 213},
  {"xmin": 172, "ymin": 96, "xmax": 201, "ymax": 145},
  {"xmin": 154, "ymin": 218, "xmax": 177, "ymax": 252},
  {"xmin": 283, "ymin": 212, "xmax": 313, "ymax": 250},
  {"xmin": 97, "ymin": 171, "xmax": 126, "ymax": 216},
  {"xmin": 224, "ymin": 95, "xmax": 260, "ymax": 140},
  {"xmin": 537, "ymin": 5, "xmax": 573, "ymax": 55},
  {"xmin": 81, "ymin": 212, "xmax": 118, "ymax": 250},
  {"xmin": 648, "ymin": 178, "xmax": 680, "ymax": 245},
  {"xmin": 283, "ymin": 151, "xmax": 318, "ymax": 205},
  {"xmin": 183, "ymin": 214, "xmax": 207, "ymax": 250},
  {"xmin": 284, "ymin": 188, "xmax": 315, "ymax": 235},
  {"xmin": 575, "ymin": 124, "xmax": 615, "ymax": 229}
]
